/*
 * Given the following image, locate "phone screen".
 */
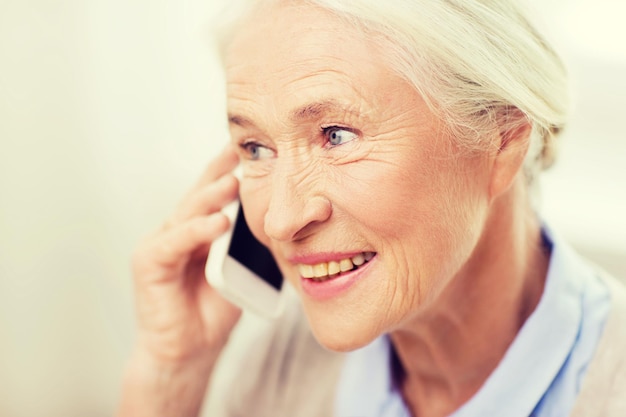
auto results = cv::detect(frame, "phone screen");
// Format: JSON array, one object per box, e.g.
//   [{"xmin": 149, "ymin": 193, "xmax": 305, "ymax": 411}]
[{"xmin": 228, "ymin": 205, "xmax": 283, "ymax": 291}]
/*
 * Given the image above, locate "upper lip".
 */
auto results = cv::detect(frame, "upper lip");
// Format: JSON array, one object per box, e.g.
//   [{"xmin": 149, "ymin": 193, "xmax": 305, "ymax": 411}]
[{"xmin": 287, "ymin": 251, "xmax": 373, "ymax": 265}]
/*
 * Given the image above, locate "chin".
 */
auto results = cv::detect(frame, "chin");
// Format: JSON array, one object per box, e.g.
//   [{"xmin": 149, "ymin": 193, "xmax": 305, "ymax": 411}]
[{"xmin": 302, "ymin": 304, "xmax": 386, "ymax": 352}]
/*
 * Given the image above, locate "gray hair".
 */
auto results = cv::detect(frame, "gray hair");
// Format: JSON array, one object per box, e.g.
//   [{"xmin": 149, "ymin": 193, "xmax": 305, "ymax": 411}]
[{"xmin": 214, "ymin": 0, "xmax": 569, "ymax": 192}]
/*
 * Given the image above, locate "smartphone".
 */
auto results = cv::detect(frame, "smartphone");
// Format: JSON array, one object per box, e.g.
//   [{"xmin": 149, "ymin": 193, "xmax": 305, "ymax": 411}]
[{"xmin": 205, "ymin": 199, "xmax": 286, "ymax": 318}]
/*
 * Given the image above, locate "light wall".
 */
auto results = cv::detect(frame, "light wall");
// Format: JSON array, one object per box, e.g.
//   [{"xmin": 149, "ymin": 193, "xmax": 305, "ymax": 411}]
[{"xmin": 0, "ymin": 1, "xmax": 624, "ymax": 416}]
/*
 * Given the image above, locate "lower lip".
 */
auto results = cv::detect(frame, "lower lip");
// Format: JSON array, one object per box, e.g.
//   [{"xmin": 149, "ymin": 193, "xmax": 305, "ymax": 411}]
[{"xmin": 299, "ymin": 257, "xmax": 376, "ymax": 300}]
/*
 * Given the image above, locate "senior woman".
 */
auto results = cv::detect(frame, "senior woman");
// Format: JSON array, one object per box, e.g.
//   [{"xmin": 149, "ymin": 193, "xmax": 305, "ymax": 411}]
[{"xmin": 118, "ymin": 1, "xmax": 626, "ymax": 416}]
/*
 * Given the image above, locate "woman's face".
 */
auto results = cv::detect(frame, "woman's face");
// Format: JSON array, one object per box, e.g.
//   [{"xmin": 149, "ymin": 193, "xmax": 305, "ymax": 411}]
[{"xmin": 225, "ymin": 3, "xmax": 492, "ymax": 351}]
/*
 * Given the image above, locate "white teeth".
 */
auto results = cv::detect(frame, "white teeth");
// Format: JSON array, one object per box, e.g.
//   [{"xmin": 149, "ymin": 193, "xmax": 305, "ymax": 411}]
[
  {"xmin": 328, "ymin": 260, "xmax": 341, "ymax": 275},
  {"xmin": 298, "ymin": 264, "xmax": 314, "ymax": 278},
  {"xmin": 339, "ymin": 258, "xmax": 353, "ymax": 272},
  {"xmin": 298, "ymin": 252, "xmax": 375, "ymax": 280},
  {"xmin": 313, "ymin": 263, "xmax": 328, "ymax": 278},
  {"xmin": 351, "ymin": 253, "xmax": 365, "ymax": 266}
]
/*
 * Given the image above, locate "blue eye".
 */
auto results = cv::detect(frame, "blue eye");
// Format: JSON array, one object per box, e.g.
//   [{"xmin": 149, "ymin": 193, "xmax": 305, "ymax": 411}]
[
  {"xmin": 241, "ymin": 141, "xmax": 275, "ymax": 160},
  {"xmin": 326, "ymin": 127, "xmax": 358, "ymax": 146}
]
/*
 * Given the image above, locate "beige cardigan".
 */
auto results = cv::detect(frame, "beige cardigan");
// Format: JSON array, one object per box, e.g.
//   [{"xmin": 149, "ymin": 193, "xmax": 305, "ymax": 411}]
[
  {"xmin": 204, "ymin": 271, "xmax": 626, "ymax": 417},
  {"xmin": 570, "ymin": 271, "xmax": 626, "ymax": 417}
]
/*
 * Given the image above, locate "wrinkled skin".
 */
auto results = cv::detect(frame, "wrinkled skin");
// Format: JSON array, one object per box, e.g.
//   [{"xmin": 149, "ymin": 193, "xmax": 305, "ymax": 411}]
[{"xmin": 225, "ymin": 3, "xmax": 492, "ymax": 351}]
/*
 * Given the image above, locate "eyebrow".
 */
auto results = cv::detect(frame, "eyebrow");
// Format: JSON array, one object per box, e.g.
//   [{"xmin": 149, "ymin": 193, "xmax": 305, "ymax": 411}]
[
  {"xmin": 227, "ymin": 114, "xmax": 254, "ymax": 128},
  {"xmin": 290, "ymin": 99, "xmax": 357, "ymax": 122},
  {"xmin": 228, "ymin": 99, "xmax": 361, "ymax": 128}
]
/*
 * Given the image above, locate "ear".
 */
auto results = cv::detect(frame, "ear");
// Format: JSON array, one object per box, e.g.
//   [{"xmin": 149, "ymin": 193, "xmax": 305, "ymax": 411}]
[{"xmin": 488, "ymin": 107, "xmax": 532, "ymax": 199}]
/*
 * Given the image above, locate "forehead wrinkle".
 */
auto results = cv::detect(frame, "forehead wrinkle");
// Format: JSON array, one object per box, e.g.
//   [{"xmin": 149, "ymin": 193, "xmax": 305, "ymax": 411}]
[{"xmin": 227, "ymin": 52, "xmax": 378, "ymax": 134}]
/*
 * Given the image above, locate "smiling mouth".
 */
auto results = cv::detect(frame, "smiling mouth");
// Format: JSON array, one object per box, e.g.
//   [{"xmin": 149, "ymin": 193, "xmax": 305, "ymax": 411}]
[{"xmin": 297, "ymin": 252, "xmax": 376, "ymax": 282}]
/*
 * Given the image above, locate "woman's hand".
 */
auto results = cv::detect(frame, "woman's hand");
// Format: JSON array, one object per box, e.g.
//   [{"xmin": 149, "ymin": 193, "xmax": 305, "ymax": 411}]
[{"xmin": 119, "ymin": 146, "xmax": 242, "ymax": 417}]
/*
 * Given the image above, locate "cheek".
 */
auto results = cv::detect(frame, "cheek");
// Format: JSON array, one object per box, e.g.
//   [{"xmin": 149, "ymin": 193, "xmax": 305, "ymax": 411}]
[
  {"xmin": 329, "ymin": 146, "xmax": 458, "ymax": 240},
  {"xmin": 395, "ymin": 156, "xmax": 490, "ymax": 299},
  {"xmin": 331, "ymin": 151, "xmax": 490, "ymax": 299}
]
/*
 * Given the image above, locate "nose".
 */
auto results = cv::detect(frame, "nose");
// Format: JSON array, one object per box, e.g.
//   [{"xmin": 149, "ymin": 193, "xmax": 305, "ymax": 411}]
[{"xmin": 263, "ymin": 170, "xmax": 332, "ymax": 242}]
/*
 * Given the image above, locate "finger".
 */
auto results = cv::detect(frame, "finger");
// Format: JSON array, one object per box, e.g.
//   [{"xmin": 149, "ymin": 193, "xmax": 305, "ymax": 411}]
[
  {"xmin": 148, "ymin": 213, "xmax": 230, "ymax": 269},
  {"xmin": 169, "ymin": 173, "xmax": 238, "ymax": 226},
  {"xmin": 190, "ymin": 145, "xmax": 239, "ymax": 194}
]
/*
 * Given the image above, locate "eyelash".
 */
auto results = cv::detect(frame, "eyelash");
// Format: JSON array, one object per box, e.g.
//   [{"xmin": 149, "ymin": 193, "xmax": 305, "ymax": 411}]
[
  {"xmin": 237, "ymin": 125, "xmax": 359, "ymax": 159},
  {"xmin": 321, "ymin": 125, "xmax": 359, "ymax": 147},
  {"xmin": 239, "ymin": 140, "xmax": 273, "ymax": 160}
]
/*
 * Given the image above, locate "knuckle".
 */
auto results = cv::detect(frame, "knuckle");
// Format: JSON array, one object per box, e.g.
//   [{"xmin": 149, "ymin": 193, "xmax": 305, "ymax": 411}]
[{"xmin": 185, "ymin": 218, "xmax": 206, "ymax": 240}]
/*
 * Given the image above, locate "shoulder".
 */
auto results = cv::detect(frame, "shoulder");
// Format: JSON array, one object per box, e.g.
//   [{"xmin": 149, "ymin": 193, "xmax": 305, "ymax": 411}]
[{"xmin": 571, "ymin": 270, "xmax": 626, "ymax": 417}]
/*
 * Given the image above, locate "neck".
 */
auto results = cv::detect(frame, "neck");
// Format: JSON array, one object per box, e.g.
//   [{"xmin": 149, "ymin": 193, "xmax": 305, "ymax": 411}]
[{"xmin": 390, "ymin": 181, "xmax": 550, "ymax": 417}]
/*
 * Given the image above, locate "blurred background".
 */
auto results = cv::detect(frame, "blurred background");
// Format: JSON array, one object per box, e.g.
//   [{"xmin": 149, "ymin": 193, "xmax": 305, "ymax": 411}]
[{"xmin": 0, "ymin": 0, "xmax": 624, "ymax": 415}]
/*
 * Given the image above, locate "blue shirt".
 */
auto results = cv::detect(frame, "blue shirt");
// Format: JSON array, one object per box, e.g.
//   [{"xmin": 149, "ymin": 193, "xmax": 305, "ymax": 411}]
[{"xmin": 335, "ymin": 227, "xmax": 611, "ymax": 417}]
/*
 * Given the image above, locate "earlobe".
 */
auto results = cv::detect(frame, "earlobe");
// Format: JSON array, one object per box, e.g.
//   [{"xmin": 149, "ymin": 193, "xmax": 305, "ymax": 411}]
[{"xmin": 488, "ymin": 108, "xmax": 532, "ymax": 199}]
